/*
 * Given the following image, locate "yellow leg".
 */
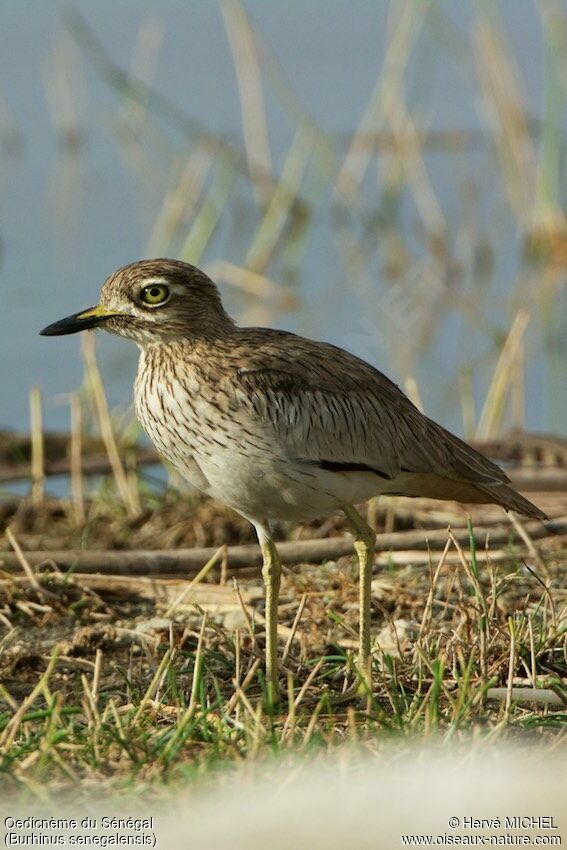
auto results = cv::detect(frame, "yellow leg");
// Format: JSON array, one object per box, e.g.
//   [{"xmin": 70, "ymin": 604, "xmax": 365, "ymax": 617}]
[
  {"xmin": 343, "ymin": 504, "xmax": 376, "ymax": 686},
  {"xmin": 256, "ymin": 522, "xmax": 281, "ymax": 704}
]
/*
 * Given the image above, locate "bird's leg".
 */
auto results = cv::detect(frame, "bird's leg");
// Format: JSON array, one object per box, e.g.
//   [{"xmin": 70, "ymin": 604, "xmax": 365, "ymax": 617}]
[
  {"xmin": 343, "ymin": 504, "xmax": 376, "ymax": 687},
  {"xmin": 254, "ymin": 521, "xmax": 281, "ymax": 704}
]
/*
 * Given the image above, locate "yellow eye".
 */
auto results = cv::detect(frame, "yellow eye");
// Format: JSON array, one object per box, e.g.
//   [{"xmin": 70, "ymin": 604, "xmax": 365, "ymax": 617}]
[{"xmin": 140, "ymin": 283, "xmax": 170, "ymax": 306}]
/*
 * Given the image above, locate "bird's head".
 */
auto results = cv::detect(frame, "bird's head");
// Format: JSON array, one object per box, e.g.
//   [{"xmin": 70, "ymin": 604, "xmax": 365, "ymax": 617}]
[{"xmin": 40, "ymin": 259, "xmax": 234, "ymax": 346}]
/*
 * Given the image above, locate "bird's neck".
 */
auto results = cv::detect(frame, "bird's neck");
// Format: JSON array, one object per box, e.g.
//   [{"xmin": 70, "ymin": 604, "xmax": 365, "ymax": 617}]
[
  {"xmin": 136, "ymin": 314, "xmax": 238, "ymax": 353},
  {"xmin": 137, "ymin": 330, "xmax": 238, "ymax": 372}
]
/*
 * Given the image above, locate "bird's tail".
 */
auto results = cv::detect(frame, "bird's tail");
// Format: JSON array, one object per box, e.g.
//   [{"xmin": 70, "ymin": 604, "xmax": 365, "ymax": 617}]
[{"xmin": 477, "ymin": 482, "xmax": 547, "ymax": 521}]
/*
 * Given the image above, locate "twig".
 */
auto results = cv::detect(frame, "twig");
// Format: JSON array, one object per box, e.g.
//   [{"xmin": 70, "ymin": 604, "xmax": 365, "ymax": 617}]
[
  {"xmin": 487, "ymin": 687, "xmax": 565, "ymax": 706},
  {"xmin": 0, "ymin": 517, "xmax": 560, "ymax": 576},
  {"xmin": 164, "ymin": 544, "xmax": 225, "ymax": 617},
  {"xmin": 282, "ymin": 593, "xmax": 307, "ymax": 662},
  {"xmin": 5, "ymin": 527, "xmax": 44, "ymax": 595}
]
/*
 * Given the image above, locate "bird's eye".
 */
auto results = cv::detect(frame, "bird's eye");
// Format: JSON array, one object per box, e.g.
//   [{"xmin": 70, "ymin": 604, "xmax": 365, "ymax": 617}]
[{"xmin": 140, "ymin": 283, "xmax": 170, "ymax": 306}]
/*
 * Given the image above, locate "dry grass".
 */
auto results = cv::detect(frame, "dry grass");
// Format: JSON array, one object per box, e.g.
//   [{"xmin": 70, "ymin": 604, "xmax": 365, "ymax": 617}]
[{"xmin": 0, "ymin": 488, "xmax": 566, "ymax": 799}]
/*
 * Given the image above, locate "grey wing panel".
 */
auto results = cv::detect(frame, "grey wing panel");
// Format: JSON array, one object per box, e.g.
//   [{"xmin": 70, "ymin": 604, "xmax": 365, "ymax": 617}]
[
  {"xmin": 235, "ymin": 365, "xmax": 509, "ymax": 487},
  {"xmin": 236, "ymin": 368, "xmax": 403, "ymax": 478}
]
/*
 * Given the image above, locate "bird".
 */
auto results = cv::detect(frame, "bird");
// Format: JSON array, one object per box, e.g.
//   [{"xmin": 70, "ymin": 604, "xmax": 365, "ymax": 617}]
[{"xmin": 40, "ymin": 258, "xmax": 546, "ymax": 702}]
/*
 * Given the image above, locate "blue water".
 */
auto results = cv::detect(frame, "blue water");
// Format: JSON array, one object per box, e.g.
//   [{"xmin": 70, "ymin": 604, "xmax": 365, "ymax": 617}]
[{"xmin": 0, "ymin": 0, "xmax": 564, "ymax": 445}]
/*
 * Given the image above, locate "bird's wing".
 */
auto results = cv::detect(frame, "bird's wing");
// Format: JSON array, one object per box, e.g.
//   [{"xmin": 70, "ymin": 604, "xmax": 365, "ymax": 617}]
[{"xmin": 233, "ymin": 332, "xmax": 509, "ymax": 487}]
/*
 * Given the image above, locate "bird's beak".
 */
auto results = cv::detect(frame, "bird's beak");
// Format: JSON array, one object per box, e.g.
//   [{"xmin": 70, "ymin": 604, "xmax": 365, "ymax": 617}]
[{"xmin": 40, "ymin": 305, "xmax": 122, "ymax": 336}]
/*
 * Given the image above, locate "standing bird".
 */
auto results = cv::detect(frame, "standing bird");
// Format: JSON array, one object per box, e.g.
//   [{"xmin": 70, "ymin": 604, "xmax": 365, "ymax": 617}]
[{"xmin": 41, "ymin": 259, "xmax": 546, "ymax": 701}]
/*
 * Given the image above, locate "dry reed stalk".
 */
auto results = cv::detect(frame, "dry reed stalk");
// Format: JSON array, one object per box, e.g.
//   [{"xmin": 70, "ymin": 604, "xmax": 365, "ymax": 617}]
[
  {"xmin": 0, "ymin": 611, "xmax": 14, "ymax": 632},
  {"xmin": 226, "ymin": 658, "xmax": 261, "ymax": 714},
  {"xmin": 282, "ymin": 593, "xmax": 307, "ymax": 662},
  {"xmin": 505, "ymin": 618, "xmax": 517, "ymax": 717},
  {"xmin": 301, "ymin": 698, "xmax": 326, "ymax": 748},
  {"xmin": 475, "ymin": 309, "xmax": 531, "ymax": 440},
  {"xmin": 133, "ymin": 647, "xmax": 174, "ymax": 723},
  {"xmin": 232, "ymin": 577, "xmax": 257, "ymax": 648},
  {"xmin": 245, "ymin": 126, "xmax": 315, "ymax": 272},
  {"xmin": 41, "ymin": 31, "xmax": 85, "ymax": 147},
  {"xmin": 0, "ymin": 685, "xmax": 18, "ymax": 712},
  {"xmin": 117, "ymin": 16, "xmax": 164, "ymax": 134},
  {"xmin": 528, "ymin": 618, "xmax": 537, "ymax": 688},
  {"xmin": 81, "ymin": 673, "xmax": 98, "ymax": 727},
  {"xmin": 510, "ymin": 335, "xmax": 525, "ymax": 430},
  {"xmin": 247, "ymin": 15, "xmax": 332, "ymax": 170},
  {"xmin": 29, "ymin": 387, "xmax": 45, "ymax": 506},
  {"xmin": 69, "ymin": 392, "xmax": 86, "ymax": 524},
  {"xmin": 234, "ymin": 627, "xmax": 241, "ymax": 717},
  {"xmin": 234, "ymin": 683, "xmax": 259, "ymax": 725},
  {"xmin": 473, "ymin": 21, "xmax": 537, "ymax": 229},
  {"xmin": 280, "ymin": 658, "xmax": 325, "ymax": 742},
  {"xmin": 92, "ymin": 648, "xmax": 103, "ymax": 704},
  {"xmin": 447, "ymin": 528, "xmax": 489, "ymax": 684},
  {"xmin": 458, "ymin": 367, "xmax": 477, "ymax": 439},
  {"xmin": 81, "ymin": 333, "xmax": 140, "ymax": 517},
  {"xmin": 125, "ymin": 448, "xmax": 141, "ymax": 517},
  {"xmin": 532, "ymin": 3, "xmax": 567, "ymax": 235},
  {"xmin": 180, "ymin": 155, "xmax": 237, "ymax": 264},
  {"xmin": 291, "ymin": 658, "xmax": 325, "ymax": 712},
  {"xmin": 379, "ymin": 96, "xmax": 446, "ymax": 235},
  {"xmin": 205, "ymin": 259, "xmax": 297, "ymax": 307},
  {"xmin": 146, "ymin": 147, "xmax": 214, "ymax": 257},
  {"xmin": 334, "ymin": 0, "xmax": 428, "ymax": 202},
  {"xmin": 284, "ymin": 673, "xmax": 296, "ymax": 742},
  {"xmin": 5, "ymin": 526, "xmax": 43, "ymax": 596},
  {"xmin": 220, "ymin": 0, "xmax": 273, "ymax": 205},
  {"xmin": 63, "ymin": 9, "xmax": 293, "ymax": 199},
  {"xmin": 416, "ymin": 646, "xmax": 455, "ymax": 721},
  {"xmin": 508, "ymin": 512, "xmax": 547, "ymax": 575},
  {"xmin": 417, "ymin": 538, "xmax": 452, "ymax": 650},
  {"xmin": 404, "ymin": 377, "xmax": 424, "ymax": 413}
]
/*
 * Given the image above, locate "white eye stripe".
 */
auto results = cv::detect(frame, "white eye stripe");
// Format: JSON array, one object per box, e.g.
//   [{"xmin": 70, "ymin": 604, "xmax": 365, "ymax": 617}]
[
  {"xmin": 141, "ymin": 277, "xmax": 171, "ymax": 289},
  {"xmin": 139, "ymin": 279, "xmax": 186, "ymax": 294}
]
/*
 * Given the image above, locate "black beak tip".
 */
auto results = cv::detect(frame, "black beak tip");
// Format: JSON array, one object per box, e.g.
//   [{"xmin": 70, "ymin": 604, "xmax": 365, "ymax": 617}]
[
  {"xmin": 39, "ymin": 323, "xmax": 60, "ymax": 336},
  {"xmin": 38, "ymin": 308, "xmax": 111, "ymax": 337},
  {"xmin": 39, "ymin": 318, "xmax": 80, "ymax": 336}
]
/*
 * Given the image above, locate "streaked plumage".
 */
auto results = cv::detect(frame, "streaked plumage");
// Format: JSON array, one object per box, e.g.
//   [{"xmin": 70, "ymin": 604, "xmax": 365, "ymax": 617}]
[
  {"xmin": 41, "ymin": 258, "xmax": 546, "ymax": 701},
  {"xmin": 135, "ymin": 330, "xmax": 542, "ymax": 523}
]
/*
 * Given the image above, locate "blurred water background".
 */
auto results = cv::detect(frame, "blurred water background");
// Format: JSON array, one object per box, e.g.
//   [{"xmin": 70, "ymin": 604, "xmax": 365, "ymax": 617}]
[{"xmin": 1, "ymin": 0, "xmax": 566, "ymax": 445}]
